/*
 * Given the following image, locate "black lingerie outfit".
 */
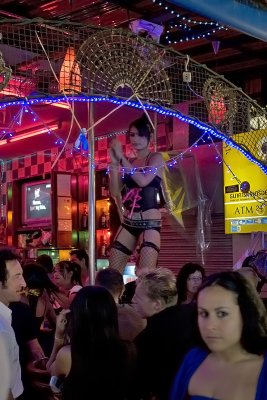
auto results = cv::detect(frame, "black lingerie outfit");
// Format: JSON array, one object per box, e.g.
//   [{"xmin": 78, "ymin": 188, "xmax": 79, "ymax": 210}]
[
  {"xmin": 111, "ymin": 154, "xmax": 164, "ymax": 257},
  {"xmin": 121, "ymin": 174, "xmax": 163, "ymax": 237}
]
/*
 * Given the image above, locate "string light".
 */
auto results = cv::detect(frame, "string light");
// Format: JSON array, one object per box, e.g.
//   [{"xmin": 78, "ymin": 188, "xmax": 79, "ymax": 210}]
[
  {"xmin": 95, "ymin": 130, "xmax": 127, "ymax": 141},
  {"xmin": 108, "ymin": 133, "xmax": 206, "ymax": 174},
  {"xmin": 152, "ymin": 0, "xmax": 227, "ymax": 43},
  {"xmin": 1, "ymin": 100, "xmax": 265, "ymax": 214},
  {"xmin": 0, "ymin": 95, "xmax": 265, "ymax": 175},
  {"xmin": 165, "ymin": 25, "xmax": 227, "ymax": 44},
  {"xmin": 0, "ymin": 129, "xmax": 127, "ymax": 170},
  {"xmin": 151, "ymin": 0, "xmax": 227, "ymax": 44}
]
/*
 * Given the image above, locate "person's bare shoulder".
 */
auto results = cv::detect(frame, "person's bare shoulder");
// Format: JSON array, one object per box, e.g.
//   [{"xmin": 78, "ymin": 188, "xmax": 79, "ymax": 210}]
[
  {"xmin": 149, "ymin": 152, "xmax": 163, "ymax": 164},
  {"xmin": 53, "ymin": 345, "xmax": 71, "ymax": 377},
  {"xmin": 148, "ymin": 152, "xmax": 163, "ymax": 177}
]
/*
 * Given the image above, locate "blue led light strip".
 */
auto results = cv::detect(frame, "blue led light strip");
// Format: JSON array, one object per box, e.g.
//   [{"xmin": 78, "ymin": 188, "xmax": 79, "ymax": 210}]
[{"xmin": 0, "ymin": 95, "xmax": 266, "ymax": 175}]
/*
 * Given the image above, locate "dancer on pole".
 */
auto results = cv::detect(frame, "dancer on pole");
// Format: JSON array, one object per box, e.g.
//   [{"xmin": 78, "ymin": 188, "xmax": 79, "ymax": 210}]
[{"xmin": 108, "ymin": 114, "xmax": 163, "ymax": 273}]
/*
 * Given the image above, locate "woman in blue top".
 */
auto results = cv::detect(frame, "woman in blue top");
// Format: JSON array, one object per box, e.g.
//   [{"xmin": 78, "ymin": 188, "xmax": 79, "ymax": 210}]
[
  {"xmin": 108, "ymin": 114, "xmax": 163, "ymax": 273},
  {"xmin": 171, "ymin": 271, "xmax": 267, "ymax": 400}
]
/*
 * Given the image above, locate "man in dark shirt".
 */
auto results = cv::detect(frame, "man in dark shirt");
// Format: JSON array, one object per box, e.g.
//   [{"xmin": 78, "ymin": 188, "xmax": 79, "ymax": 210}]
[
  {"xmin": 133, "ymin": 268, "xmax": 197, "ymax": 400},
  {"xmin": 10, "ymin": 301, "xmax": 45, "ymax": 400},
  {"xmin": 238, "ymin": 254, "xmax": 267, "ymax": 309},
  {"xmin": 120, "ymin": 280, "xmax": 136, "ymax": 304}
]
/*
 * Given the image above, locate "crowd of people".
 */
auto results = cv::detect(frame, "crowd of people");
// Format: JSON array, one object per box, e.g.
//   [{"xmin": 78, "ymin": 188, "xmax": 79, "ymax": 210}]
[
  {"xmin": 0, "ymin": 115, "xmax": 266, "ymax": 400},
  {"xmin": 0, "ymin": 245, "xmax": 266, "ymax": 400}
]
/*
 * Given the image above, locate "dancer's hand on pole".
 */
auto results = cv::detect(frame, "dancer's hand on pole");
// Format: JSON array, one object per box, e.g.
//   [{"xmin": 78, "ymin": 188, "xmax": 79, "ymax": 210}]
[
  {"xmin": 109, "ymin": 147, "xmax": 120, "ymax": 165},
  {"xmin": 110, "ymin": 138, "xmax": 123, "ymax": 161}
]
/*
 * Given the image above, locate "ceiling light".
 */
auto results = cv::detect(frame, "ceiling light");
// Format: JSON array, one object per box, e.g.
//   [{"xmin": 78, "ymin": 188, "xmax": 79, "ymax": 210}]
[
  {"xmin": 0, "ymin": 123, "xmax": 58, "ymax": 145},
  {"xmin": 47, "ymin": 102, "xmax": 73, "ymax": 109}
]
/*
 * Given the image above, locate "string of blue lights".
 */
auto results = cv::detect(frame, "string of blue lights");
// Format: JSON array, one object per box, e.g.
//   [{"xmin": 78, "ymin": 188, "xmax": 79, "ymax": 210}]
[{"xmin": 0, "ymin": 95, "xmax": 265, "ymax": 174}]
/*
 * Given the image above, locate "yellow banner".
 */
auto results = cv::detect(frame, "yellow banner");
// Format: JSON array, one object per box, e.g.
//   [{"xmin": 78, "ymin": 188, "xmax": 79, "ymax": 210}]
[{"xmin": 223, "ymin": 135, "xmax": 267, "ymax": 234}]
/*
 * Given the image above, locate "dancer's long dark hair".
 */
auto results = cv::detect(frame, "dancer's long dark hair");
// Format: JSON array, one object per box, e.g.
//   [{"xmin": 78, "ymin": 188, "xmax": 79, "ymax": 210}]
[
  {"xmin": 128, "ymin": 113, "xmax": 152, "ymax": 141},
  {"xmin": 63, "ymin": 286, "xmax": 132, "ymax": 400}
]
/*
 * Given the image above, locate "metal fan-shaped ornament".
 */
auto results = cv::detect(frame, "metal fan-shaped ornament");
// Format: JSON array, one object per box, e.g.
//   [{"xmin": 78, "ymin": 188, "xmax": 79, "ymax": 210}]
[
  {"xmin": 256, "ymin": 136, "xmax": 267, "ymax": 162},
  {"xmin": 203, "ymin": 78, "xmax": 237, "ymax": 129},
  {"xmin": 70, "ymin": 29, "xmax": 173, "ymax": 105}
]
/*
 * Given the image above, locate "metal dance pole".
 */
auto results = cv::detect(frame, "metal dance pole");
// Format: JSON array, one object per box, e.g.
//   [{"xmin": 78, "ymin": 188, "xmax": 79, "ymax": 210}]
[
  {"xmin": 153, "ymin": 112, "xmax": 158, "ymax": 152},
  {"xmin": 88, "ymin": 101, "xmax": 96, "ymax": 284}
]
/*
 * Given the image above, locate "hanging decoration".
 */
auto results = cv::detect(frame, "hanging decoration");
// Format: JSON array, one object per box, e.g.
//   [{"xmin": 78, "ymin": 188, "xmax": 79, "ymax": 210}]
[
  {"xmin": 59, "ymin": 47, "xmax": 82, "ymax": 93},
  {"xmin": 74, "ymin": 128, "xmax": 89, "ymax": 151},
  {"xmin": 0, "ymin": 49, "xmax": 12, "ymax": 92},
  {"xmin": 212, "ymin": 40, "xmax": 221, "ymax": 55},
  {"xmin": 208, "ymin": 94, "xmax": 227, "ymax": 124},
  {"xmin": 203, "ymin": 78, "xmax": 237, "ymax": 127}
]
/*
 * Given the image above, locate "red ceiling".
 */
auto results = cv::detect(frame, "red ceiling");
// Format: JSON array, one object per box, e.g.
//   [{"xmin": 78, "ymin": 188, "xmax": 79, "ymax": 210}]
[{"xmin": 0, "ymin": 101, "xmax": 144, "ymax": 159}]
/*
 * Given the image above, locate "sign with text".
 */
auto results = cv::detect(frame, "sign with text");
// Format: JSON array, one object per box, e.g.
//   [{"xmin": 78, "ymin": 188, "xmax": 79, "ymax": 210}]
[{"xmin": 223, "ymin": 136, "xmax": 267, "ymax": 234}]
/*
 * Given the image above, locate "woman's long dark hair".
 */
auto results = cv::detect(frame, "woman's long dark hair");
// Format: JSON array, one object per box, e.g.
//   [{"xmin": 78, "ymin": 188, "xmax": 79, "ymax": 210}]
[
  {"xmin": 63, "ymin": 286, "xmax": 132, "ymax": 400},
  {"xmin": 128, "ymin": 113, "xmax": 152, "ymax": 142},
  {"xmin": 23, "ymin": 262, "xmax": 59, "ymax": 314},
  {"xmin": 55, "ymin": 260, "xmax": 82, "ymax": 286},
  {"xmin": 197, "ymin": 271, "xmax": 267, "ymax": 354},
  {"xmin": 176, "ymin": 263, "xmax": 205, "ymax": 304}
]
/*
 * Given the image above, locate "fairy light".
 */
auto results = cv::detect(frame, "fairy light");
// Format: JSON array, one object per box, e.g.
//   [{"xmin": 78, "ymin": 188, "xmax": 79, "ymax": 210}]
[
  {"xmin": 108, "ymin": 132, "xmax": 206, "ymax": 174},
  {"xmin": 152, "ymin": 0, "xmax": 226, "ymax": 33},
  {"xmin": 95, "ymin": 130, "xmax": 127, "ymax": 141},
  {"xmin": 0, "ymin": 129, "xmax": 127, "ymax": 170},
  {"xmin": 0, "ymin": 95, "xmax": 266, "ymax": 175},
  {"xmin": 152, "ymin": 0, "xmax": 227, "ymax": 44},
  {"xmin": 166, "ymin": 25, "xmax": 227, "ymax": 44}
]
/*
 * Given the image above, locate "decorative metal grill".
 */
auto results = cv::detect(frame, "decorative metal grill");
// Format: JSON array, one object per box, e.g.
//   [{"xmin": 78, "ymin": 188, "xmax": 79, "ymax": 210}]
[
  {"xmin": 0, "ymin": 48, "xmax": 11, "ymax": 91},
  {"xmin": 0, "ymin": 18, "xmax": 266, "ymax": 165},
  {"xmin": 73, "ymin": 29, "xmax": 173, "ymax": 105}
]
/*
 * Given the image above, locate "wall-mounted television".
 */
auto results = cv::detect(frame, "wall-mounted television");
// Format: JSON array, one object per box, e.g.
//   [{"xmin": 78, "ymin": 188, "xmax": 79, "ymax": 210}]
[{"xmin": 21, "ymin": 180, "xmax": 52, "ymax": 226}]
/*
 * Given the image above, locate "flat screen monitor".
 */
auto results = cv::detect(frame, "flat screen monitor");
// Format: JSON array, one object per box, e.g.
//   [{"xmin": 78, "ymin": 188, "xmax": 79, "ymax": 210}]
[{"xmin": 21, "ymin": 180, "xmax": 52, "ymax": 226}]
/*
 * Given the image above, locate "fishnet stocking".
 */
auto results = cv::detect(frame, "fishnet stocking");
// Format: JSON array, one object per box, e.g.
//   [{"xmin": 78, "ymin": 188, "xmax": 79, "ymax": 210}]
[
  {"xmin": 138, "ymin": 246, "xmax": 159, "ymax": 270},
  {"xmin": 109, "ymin": 247, "xmax": 130, "ymax": 274}
]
